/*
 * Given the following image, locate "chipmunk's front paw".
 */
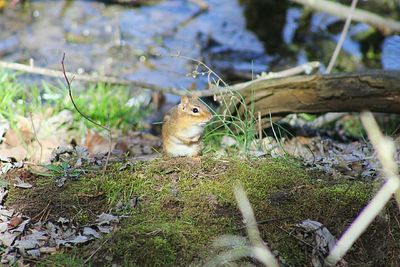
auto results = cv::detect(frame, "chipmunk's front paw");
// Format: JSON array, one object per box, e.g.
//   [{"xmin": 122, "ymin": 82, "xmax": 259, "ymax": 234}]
[{"xmin": 190, "ymin": 136, "xmax": 200, "ymax": 142}]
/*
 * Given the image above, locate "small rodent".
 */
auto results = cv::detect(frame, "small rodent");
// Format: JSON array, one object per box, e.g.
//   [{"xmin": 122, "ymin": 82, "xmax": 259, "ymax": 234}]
[{"xmin": 162, "ymin": 95, "xmax": 213, "ymax": 157}]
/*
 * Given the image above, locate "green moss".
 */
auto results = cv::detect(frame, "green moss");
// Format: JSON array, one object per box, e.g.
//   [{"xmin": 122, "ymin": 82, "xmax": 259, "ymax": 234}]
[
  {"xmin": 107, "ymin": 220, "xmax": 205, "ymax": 266},
  {"xmin": 9, "ymin": 156, "xmax": 394, "ymax": 266},
  {"xmin": 37, "ymin": 253, "xmax": 86, "ymax": 267}
]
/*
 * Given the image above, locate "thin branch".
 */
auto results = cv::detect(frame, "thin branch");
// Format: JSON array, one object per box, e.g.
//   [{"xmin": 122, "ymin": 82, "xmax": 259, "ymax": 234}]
[
  {"xmin": 171, "ymin": 53, "xmax": 229, "ymax": 88},
  {"xmin": 308, "ymin": 112, "xmax": 347, "ymax": 129},
  {"xmin": 61, "ymin": 53, "xmax": 110, "ymax": 132},
  {"xmin": 84, "ymin": 236, "xmax": 112, "ymax": 264},
  {"xmin": 277, "ymin": 225, "xmax": 314, "ymax": 248},
  {"xmin": 326, "ymin": 0, "xmax": 358, "ymax": 74},
  {"xmin": 104, "ymin": 123, "xmax": 112, "ymax": 175},
  {"xmin": 61, "ymin": 53, "xmax": 111, "ymax": 173},
  {"xmin": 189, "ymin": 0, "xmax": 209, "ymax": 11},
  {"xmin": 291, "ymin": 0, "xmax": 400, "ymax": 35},
  {"xmin": 258, "ymin": 61, "xmax": 320, "ymax": 80},
  {"xmin": 0, "ymin": 59, "xmax": 185, "ymax": 95},
  {"xmin": 29, "ymin": 112, "xmax": 43, "ymax": 163},
  {"xmin": 0, "ymin": 59, "xmax": 320, "ymax": 97},
  {"xmin": 258, "ymin": 111, "xmax": 262, "ymax": 146}
]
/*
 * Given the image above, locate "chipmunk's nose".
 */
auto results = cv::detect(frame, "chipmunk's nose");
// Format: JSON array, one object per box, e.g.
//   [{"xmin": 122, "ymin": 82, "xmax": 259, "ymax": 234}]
[{"xmin": 208, "ymin": 113, "xmax": 213, "ymax": 121}]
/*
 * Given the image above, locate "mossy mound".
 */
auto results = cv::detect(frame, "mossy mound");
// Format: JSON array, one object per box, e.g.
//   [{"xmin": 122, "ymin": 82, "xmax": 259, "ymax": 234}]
[{"xmin": 6, "ymin": 156, "xmax": 400, "ymax": 266}]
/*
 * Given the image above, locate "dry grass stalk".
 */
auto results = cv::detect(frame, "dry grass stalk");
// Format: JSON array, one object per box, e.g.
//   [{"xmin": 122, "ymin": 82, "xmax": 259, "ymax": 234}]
[{"xmin": 234, "ymin": 184, "xmax": 280, "ymax": 267}]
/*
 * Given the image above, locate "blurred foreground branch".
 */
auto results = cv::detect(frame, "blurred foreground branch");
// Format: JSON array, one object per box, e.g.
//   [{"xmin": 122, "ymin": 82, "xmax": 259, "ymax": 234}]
[
  {"xmin": 233, "ymin": 184, "xmax": 280, "ymax": 267},
  {"xmin": 206, "ymin": 185, "xmax": 280, "ymax": 266},
  {"xmin": 325, "ymin": 112, "xmax": 400, "ymax": 265},
  {"xmin": 291, "ymin": 0, "xmax": 400, "ymax": 35}
]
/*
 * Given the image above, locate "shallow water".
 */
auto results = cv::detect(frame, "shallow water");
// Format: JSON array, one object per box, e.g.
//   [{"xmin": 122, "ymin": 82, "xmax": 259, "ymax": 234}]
[
  {"xmin": 0, "ymin": 0, "xmax": 266, "ymax": 94},
  {"xmin": 0, "ymin": 0, "xmax": 399, "ymax": 95}
]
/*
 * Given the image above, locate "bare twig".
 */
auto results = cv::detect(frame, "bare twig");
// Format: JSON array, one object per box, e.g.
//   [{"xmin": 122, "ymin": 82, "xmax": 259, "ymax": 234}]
[
  {"xmin": 31, "ymin": 202, "xmax": 50, "ymax": 221},
  {"xmin": 61, "ymin": 53, "xmax": 112, "ymax": 173},
  {"xmin": 189, "ymin": 0, "xmax": 209, "ymax": 11},
  {"xmin": 308, "ymin": 112, "xmax": 348, "ymax": 129},
  {"xmin": 29, "ymin": 112, "xmax": 43, "ymax": 163},
  {"xmin": 84, "ymin": 236, "xmax": 112, "ymax": 264},
  {"xmin": 104, "ymin": 123, "xmax": 112, "ymax": 175},
  {"xmin": 61, "ymin": 54, "xmax": 109, "ymax": 132},
  {"xmin": 171, "ymin": 53, "xmax": 229, "ymax": 88},
  {"xmin": 326, "ymin": 0, "xmax": 358, "ymax": 74},
  {"xmin": 325, "ymin": 111, "xmax": 400, "ymax": 266},
  {"xmin": 0, "ymin": 59, "xmax": 185, "ymax": 95},
  {"xmin": 291, "ymin": 0, "xmax": 400, "ymax": 35},
  {"xmin": 0, "ymin": 59, "xmax": 320, "ymax": 97},
  {"xmin": 277, "ymin": 225, "xmax": 314, "ymax": 248},
  {"xmin": 173, "ymin": 0, "xmax": 208, "ymax": 29},
  {"xmin": 258, "ymin": 61, "xmax": 320, "ymax": 80},
  {"xmin": 258, "ymin": 111, "xmax": 262, "ymax": 145}
]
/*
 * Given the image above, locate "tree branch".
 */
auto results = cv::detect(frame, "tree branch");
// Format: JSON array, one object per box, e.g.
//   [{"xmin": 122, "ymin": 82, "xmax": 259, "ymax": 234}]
[
  {"xmin": 0, "ymin": 59, "xmax": 320, "ymax": 97},
  {"xmin": 326, "ymin": 0, "xmax": 358, "ymax": 74},
  {"xmin": 291, "ymin": 0, "xmax": 400, "ymax": 35},
  {"xmin": 61, "ymin": 53, "xmax": 111, "ymax": 174},
  {"xmin": 0, "ymin": 60, "xmax": 186, "ymax": 96}
]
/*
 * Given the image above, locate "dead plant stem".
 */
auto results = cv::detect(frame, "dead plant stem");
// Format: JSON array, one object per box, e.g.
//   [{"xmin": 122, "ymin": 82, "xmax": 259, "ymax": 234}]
[
  {"xmin": 61, "ymin": 53, "xmax": 112, "ymax": 174},
  {"xmin": 29, "ymin": 112, "xmax": 43, "ymax": 163}
]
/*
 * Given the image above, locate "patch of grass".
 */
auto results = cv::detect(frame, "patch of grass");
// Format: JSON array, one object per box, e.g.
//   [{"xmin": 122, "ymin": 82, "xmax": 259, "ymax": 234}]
[
  {"xmin": 0, "ymin": 69, "xmax": 150, "ymax": 134},
  {"xmin": 10, "ymin": 156, "xmax": 396, "ymax": 266},
  {"xmin": 37, "ymin": 253, "xmax": 86, "ymax": 267},
  {"xmin": 0, "ymin": 70, "xmax": 39, "ymax": 123},
  {"xmin": 203, "ymin": 92, "xmax": 260, "ymax": 154},
  {"xmin": 66, "ymin": 82, "xmax": 151, "ymax": 131}
]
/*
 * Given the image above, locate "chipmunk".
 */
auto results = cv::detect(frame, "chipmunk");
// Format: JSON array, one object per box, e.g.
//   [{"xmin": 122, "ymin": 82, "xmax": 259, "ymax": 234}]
[{"xmin": 162, "ymin": 95, "xmax": 213, "ymax": 157}]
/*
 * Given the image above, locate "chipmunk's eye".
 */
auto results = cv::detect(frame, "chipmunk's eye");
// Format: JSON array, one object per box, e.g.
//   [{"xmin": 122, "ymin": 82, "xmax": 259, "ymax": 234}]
[{"xmin": 192, "ymin": 108, "xmax": 199, "ymax": 113}]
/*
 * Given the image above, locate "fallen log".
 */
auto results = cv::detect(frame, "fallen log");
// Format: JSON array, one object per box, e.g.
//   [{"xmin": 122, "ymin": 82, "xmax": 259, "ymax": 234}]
[
  {"xmin": 218, "ymin": 70, "xmax": 400, "ymax": 128},
  {"xmin": 1, "ymin": 60, "xmax": 399, "ymax": 127}
]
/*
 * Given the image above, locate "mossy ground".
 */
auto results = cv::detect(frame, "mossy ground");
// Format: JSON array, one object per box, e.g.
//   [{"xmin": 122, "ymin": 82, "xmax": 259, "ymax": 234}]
[{"xmin": 5, "ymin": 156, "xmax": 400, "ymax": 266}]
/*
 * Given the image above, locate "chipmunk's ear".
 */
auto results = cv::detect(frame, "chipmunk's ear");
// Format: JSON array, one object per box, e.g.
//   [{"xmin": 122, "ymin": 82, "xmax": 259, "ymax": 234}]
[
  {"xmin": 191, "ymin": 93, "xmax": 199, "ymax": 100},
  {"xmin": 181, "ymin": 96, "xmax": 189, "ymax": 110}
]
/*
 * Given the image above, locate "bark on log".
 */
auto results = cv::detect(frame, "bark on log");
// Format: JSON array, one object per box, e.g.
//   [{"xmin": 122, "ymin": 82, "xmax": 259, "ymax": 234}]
[{"xmin": 219, "ymin": 70, "xmax": 400, "ymax": 128}]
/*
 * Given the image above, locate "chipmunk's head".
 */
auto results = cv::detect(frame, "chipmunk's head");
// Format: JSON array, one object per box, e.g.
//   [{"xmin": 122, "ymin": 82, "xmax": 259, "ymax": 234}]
[{"xmin": 178, "ymin": 95, "xmax": 213, "ymax": 127}]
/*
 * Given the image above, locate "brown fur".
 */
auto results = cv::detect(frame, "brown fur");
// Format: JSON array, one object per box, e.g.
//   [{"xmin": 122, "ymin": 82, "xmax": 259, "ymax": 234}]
[{"xmin": 162, "ymin": 96, "xmax": 213, "ymax": 157}]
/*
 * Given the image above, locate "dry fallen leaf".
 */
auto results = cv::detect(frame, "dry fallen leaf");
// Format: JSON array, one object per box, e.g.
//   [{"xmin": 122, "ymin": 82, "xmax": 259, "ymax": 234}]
[
  {"xmin": 13, "ymin": 177, "xmax": 33, "ymax": 189},
  {"xmin": 3, "ymin": 122, "xmax": 33, "ymax": 147},
  {"xmin": 8, "ymin": 216, "xmax": 23, "ymax": 229},
  {"xmin": 297, "ymin": 220, "xmax": 348, "ymax": 267},
  {"xmin": 85, "ymin": 131, "xmax": 110, "ymax": 155}
]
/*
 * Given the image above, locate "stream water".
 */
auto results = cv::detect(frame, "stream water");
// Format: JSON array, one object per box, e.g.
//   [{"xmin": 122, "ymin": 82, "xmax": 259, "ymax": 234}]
[{"xmin": 0, "ymin": 0, "xmax": 399, "ymax": 97}]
